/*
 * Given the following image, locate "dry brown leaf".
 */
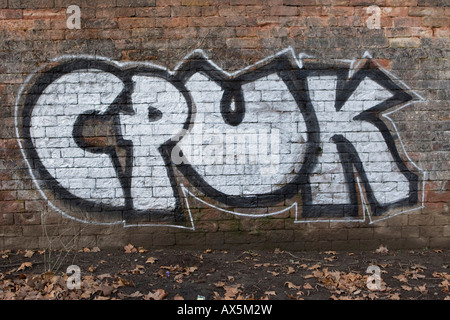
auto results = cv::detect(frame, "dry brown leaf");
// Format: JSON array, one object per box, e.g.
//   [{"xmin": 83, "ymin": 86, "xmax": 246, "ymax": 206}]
[
  {"xmin": 224, "ymin": 284, "xmax": 241, "ymax": 298},
  {"xmin": 375, "ymin": 244, "xmax": 389, "ymax": 254},
  {"xmin": 303, "ymin": 283, "xmax": 313, "ymax": 290},
  {"xmin": 389, "ymin": 292, "xmax": 401, "ymax": 300},
  {"xmin": 145, "ymin": 257, "xmax": 158, "ymax": 264},
  {"xmin": 128, "ymin": 291, "xmax": 144, "ymax": 298},
  {"xmin": 432, "ymin": 272, "xmax": 450, "ymax": 280},
  {"xmin": 144, "ymin": 289, "xmax": 167, "ymax": 300},
  {"xmin": 285, "ymin": 281, "xmax": 301, "ymax": 290},
  {"xmin": 183, "ymin": 266, "xmax": 198, "ymax": 275},
  {"xmin": 91, "ymin": 247, "xmax": 101, "ymax": 252},
  {"xmin": 415, "ymin": 284, "xmax": 428, "ymax": 294},
  {"xmin": 393, "ymin": 274, "xmax": 408, "ymax": 283},
  {"xmin": 116, "ymin": 277, "xmax": 135, "ymax": 288},
  {"xmin": 132, "ymin": 265, "xmax": 145, "ymax": 275},
  {"xmin": 264, "ymin": 290, "xmax": 276, "ymax": 296},
  {"xmin": 98, "ymin": 283, "xmax": 114, "ymax": 297},
  {"xmin": 124, "ymin": 243, "xmax": 137, "ymax": 254},
  {"xmin": 97, "ymin": 273, "xmax": 112, "ymax": 280},
  {"xmin": 24, "ymin": 250, "xmax": 34, "ymax": 258},
  {"xmin": 401, "ymin": 285, "xmax": 412, "ymax": 291},
  {"xmin": 285, "ymin": 266, "xmax": 295, "ymax": 274},
  {"xmin": 174, "ymin": 274, "xmax": 184, "ymax": 283},
  {"xmin": 174, "ymin": 294, "xmax": 184, "ymax": 300},
  {"xmin": 17, "ymin": 262, "xmax": 32, "ymax": 271},
  {"xmin": 214, "ymin": 281, "xmax": 226, "ymax": 288},
  {"xmin": 308, "ymin": 264, "xmax": 321, "ymax": 270}
]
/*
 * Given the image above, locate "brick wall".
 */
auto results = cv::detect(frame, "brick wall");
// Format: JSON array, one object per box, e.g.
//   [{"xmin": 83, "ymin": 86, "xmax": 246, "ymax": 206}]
[{"xmin": 0, "ymin": 0, "xmax": 448, "ymax": 251}]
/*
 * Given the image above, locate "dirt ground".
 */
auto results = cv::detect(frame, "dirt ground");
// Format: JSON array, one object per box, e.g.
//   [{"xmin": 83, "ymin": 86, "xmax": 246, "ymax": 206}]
[{"xmin": 0, "ymin": 245, "xmax": 449, "ymax": 301}]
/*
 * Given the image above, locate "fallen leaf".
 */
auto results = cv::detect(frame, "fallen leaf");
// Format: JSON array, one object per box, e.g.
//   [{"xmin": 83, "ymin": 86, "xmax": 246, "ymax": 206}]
[
  {"xmin": 393, "ymin": 274, "xmax": 408, "ymax": 283},
  {"xmin": 224, "ymin": 284, "xmax": 242, "ymax": 298},
  {"xmin": 285, "ymin": 266, "xmax": 296, "ymax": 274},
  {"xmin": 17, "ymin": 262, "xmax": 32, "ymax": 271},
  {"xmin": 116, "ymin": 277, "xmax": 135, "ymax": 288},
  {"xmin": 24, "ymin": 250, "xmax": 34, "ymax": 258},
  {"xmin": 174, "ymin": 294, "xmax": 184, "ymax": 300},
  {"xmin": 124, "ymin": 243, "xmax": 137, "ymax": 254},
  {"xmin": 401, "ymin": 285, "xmax": 412, "ymax": 291},
  {"xmin": 389, "ymin": 293, "xmax": 401, "ymax": 300},
  {"xmin": 285, "ymin": 281, "xmax": 301, "ymax": 290},
  {"xmin": 303, "ymin": 283, "xmax": 313, "ymax": 290},
  {"xmin": 145, "ymin": 257, "xmax": 158, "ymax": 264},
  {"xmin": 308, "ymin": 264, "xmax": 321, "ymax": 270},
  {"xmin": 128, "ymin": 291, "xmax": 144, "ymax": 298},
  {"xmin": 144, "ymin": 289, "xmax": 167, "ymax": 300},
  {"xmin": 98, "ymin": 283, "xmax": 114, "ymax": 297},
  {"xmin": 415, "ymin": 284, "xmax": 428, "ymax": 294},
  {"xmin": 375, "ymin": 244, "xmax": 389, "ymax": 254},
  {"xmin": 91, "ymin": 247, "xmax": 101, "ymax": 252},
  {"xmin": 132, "ymin": 265, "xmax": 145, "ymax": 275},
  {"xmin": 97, "ymin": 273, "xmax": 112, "ymax": 280},
  {"xmin": 214, "ymin": 281, "xmax": 226, "ymax": 288},
  {"xmin": 368, "ymin": 292, "xmax": 378, "ymax": 300},
  {"xmin": 138, "ymin": 247, "xmax": 148, "ymax": 253},
  {"xmin": 432, "ymin": 272, "xmax": 450, "ymax": 280},
  {"xmin": 264, "ymin": 290, "xmax": 276, "ymax": 296}
]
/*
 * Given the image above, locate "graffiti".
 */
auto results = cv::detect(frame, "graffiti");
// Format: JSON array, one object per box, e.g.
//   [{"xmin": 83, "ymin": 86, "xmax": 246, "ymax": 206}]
[{"xmin": 15, "ymin": 48, "xmax": 425, "ymax": 229}]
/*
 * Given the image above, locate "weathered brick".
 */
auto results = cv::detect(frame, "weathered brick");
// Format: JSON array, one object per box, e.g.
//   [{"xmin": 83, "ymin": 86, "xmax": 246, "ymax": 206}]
[
  {"xmin": 0, "ymin": 9, "xmax": 22, "ymax": 19},
  {"xmin": 116, "ymin": 0, "xmax": 156, "ymax": 7}
]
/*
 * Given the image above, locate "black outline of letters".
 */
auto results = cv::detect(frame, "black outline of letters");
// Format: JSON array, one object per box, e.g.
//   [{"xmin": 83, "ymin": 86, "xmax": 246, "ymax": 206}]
[{"xmin": 18, "ymin": 51, "xmax": 419, "ymax": 225}]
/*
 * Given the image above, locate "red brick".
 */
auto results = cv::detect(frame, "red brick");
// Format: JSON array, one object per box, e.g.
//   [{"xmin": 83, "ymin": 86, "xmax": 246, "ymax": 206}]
[
  {"xmin": 188, "ymin": 16, "xmax": 226, "ymax": 27},
  {"xmin": 269, "ymin": 6, "xmax": 299, "ymax": 16},
  {"xmin": 426, "ymin": 191, "xmax": 450, "ymax": 203},
  {"xmin": 422, "ymin": 16, "xmax": 449, "ymax": 28},
  {"xmin": 135, "ymin": 6, "xmax": 171, "ymax": 17},
  {"xmin": 182, "ymin": 0, "xmax": 209, "ymax": 5},
  {"xmin": 434, "ymin": 27, "xmax": 450, "ymax": 38},
  {"xmin": 409, "ymin": 6, "xmax": 442, "ymax": 16},
  {"xmin": 118, "ymin": 17, "xmax": 154, "ymax": 29},
  {"xmin": 0, "ymin": 201, "xmax": 24, "ymax": 213},
  {"xmin": 0, "ymin": 9, "xmax": 22, "ymax": 19},
  {"xmin": 155, "ymin": 17, "xmax": 189, "ymax": 27},
  {"xmin": 393, "ymin": 16, "xmax": 422, "ymax": 27},
  {"xmin": 22, "ymin": 8, "xmax": 65, "ymax": 19}
]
